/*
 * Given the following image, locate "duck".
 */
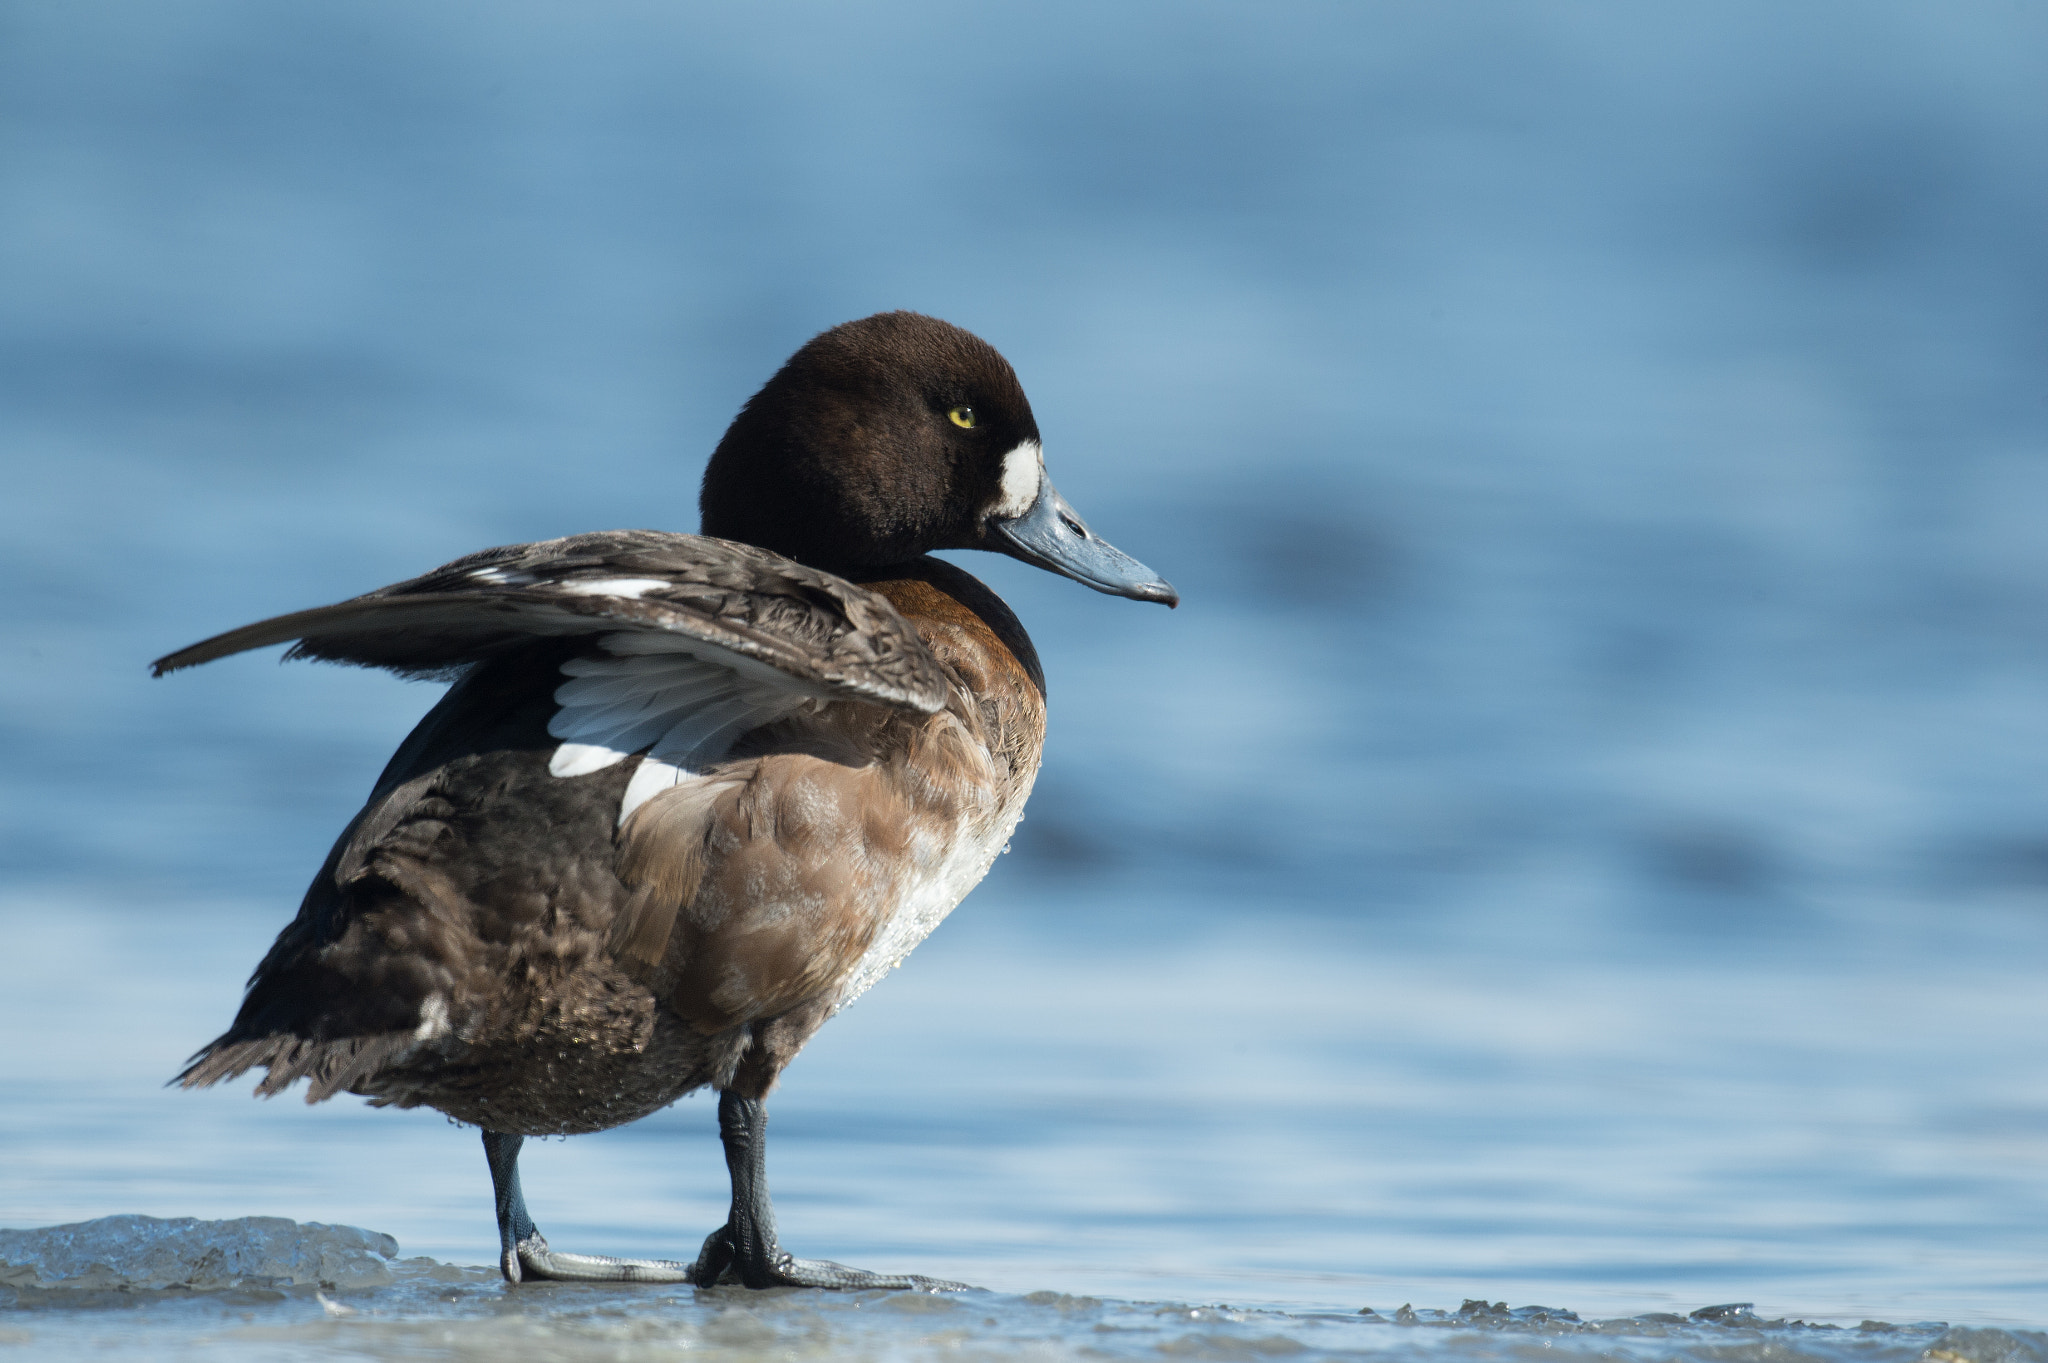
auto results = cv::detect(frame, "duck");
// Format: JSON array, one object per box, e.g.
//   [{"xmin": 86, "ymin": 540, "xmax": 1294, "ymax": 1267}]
[{"xmin": 153, "ymin": 311, "xmax": 1176, "ymax": 1291}]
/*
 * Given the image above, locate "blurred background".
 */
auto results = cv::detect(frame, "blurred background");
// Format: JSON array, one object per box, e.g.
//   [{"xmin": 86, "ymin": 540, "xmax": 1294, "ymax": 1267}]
[{"xmin": 2, "ymin": 0, "xmax": 2045, "ymax": 1329}]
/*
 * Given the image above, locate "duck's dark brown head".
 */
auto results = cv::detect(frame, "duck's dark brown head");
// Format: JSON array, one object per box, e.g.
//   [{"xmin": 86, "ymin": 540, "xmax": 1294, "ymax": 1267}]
[{"xmin": 700, "ymin": 311, "xmax": 1176, "ymax": 606}]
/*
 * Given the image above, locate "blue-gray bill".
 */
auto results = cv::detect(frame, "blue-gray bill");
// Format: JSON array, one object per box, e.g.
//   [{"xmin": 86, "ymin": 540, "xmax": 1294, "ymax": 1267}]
[{"xmin": 990, "ymin": 480, "xmax": 1179, "ymax": 607}]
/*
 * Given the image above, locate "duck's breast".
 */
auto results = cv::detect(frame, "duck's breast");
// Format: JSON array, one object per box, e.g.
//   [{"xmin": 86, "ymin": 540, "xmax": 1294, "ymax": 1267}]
[
  {"xmin": 604, "ymin": 557, "xmax": 1046, "ymax": 1029},
  {"xmin": 833, "ymin": 559, "xmax": 1046, "ymax": 1007}
]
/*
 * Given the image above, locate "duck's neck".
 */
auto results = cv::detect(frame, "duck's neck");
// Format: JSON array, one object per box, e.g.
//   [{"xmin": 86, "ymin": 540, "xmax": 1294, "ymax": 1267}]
[{"xmin": 847, "ymin": 557, "xmax": 1045, "ymax": 701}]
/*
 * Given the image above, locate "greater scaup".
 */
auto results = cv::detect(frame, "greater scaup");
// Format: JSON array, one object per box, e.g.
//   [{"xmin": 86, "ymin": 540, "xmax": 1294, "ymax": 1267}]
[{"xmin": 155, "ymin": 311, "xmax": 1175, "ymax": 1290}]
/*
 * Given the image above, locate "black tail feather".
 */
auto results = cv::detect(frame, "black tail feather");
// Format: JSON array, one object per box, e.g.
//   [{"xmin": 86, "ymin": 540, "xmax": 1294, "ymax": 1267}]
[{"xmin": 175, "ymin": 1031, "xmax": 414, "ymax": 1104}]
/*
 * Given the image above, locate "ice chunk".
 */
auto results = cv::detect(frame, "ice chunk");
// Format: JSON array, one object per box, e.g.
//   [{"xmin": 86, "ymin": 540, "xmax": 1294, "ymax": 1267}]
[{"xmin": 0, "ymin": 1214, "xmax": 398, "ymax": 1291}]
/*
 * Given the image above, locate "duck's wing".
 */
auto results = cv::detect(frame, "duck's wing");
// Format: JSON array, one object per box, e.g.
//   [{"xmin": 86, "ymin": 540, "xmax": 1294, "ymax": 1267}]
[
  {"xmin": 163, "ymin": 534, "xmax": 958, "ymax": 1107},
  {"xmin": 150, "ymin": 529, "xmax": 950, "ymax": 717}
]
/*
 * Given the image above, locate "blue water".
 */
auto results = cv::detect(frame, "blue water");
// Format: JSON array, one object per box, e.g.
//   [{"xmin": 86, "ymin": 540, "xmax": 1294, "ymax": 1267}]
[{"xmin": 4, "ymin": 1, "xmax": 2047, "ymax": 1355}]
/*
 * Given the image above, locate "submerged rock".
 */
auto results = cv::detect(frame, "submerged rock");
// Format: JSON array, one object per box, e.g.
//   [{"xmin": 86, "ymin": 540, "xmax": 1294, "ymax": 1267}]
[{"xmin": 0, "ymin": 1214, "xmax": 398, "ymax": 1291}]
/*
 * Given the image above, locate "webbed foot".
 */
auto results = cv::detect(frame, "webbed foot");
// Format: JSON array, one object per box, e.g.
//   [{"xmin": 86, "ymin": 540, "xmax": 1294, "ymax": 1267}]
[
  {"xmin": 480, "ymin": 1101, "xmax": 976, "ymax": 1293},
  {"xmin": 687, "ymin": 1222, "xmax": 969, "ymax": 1291}
]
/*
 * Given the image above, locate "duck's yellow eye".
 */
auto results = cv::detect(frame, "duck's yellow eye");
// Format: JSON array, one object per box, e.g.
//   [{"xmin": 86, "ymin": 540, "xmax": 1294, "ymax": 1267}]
[{"xmin": 947, "ymin": 405, "xmax": 977, "ymax": 430}]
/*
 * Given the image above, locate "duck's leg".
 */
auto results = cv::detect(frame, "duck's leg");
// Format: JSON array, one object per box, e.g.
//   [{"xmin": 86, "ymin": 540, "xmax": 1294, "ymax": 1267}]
[
  {"xmin": 686, "ymin": 1090, "xmax": 970, "ymax": 1291},
  {"xmin": 482, "ymin": 1129, "xmax": 695, "ymax": 1283}
]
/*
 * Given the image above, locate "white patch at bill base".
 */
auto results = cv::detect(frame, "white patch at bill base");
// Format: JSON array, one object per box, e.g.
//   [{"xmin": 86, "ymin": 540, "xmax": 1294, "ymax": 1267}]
[{"xmin": 993, "ymin": 440, "xmax": 1043, "ymax": 518}]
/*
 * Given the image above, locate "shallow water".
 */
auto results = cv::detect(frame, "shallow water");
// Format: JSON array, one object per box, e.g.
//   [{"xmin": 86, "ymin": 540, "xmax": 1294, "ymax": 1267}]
[
  {"xmin": 7, "ymin": 888, "xmax": 2047, "ymax": 1343},
  {"xmin": 10, "ymin": 1237, "xmax": 2038, "ymax": 1363},
  {"xmin": 14, "ymin": 1223, "xmax": 2027, "ymax": 1363},
  {"xmin": 4, "ymin": 0, "xmax": 2047, "ymax": 1356}
]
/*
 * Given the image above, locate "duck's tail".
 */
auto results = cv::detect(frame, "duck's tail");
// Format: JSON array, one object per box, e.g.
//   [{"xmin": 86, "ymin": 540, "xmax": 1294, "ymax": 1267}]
[{"xmin": 173, "ymin": 1029, "xmax": 415, "ymax": 1104}]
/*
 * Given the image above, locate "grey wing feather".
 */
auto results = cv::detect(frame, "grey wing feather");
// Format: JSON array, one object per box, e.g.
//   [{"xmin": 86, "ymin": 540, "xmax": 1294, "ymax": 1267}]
[{"xmin": 150, "ymin": 530, "xmax": 948, "ymax": 715}]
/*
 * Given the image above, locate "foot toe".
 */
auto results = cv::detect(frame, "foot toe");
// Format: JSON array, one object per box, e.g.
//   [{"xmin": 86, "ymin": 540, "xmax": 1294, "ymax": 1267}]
[
  {"xmin": 773, "ymin": 1255, "xmax": 974, "ymax": 1292},
  {"xmin": 511, "ymin": 1232, "xmax": 695, "ymax": 1284}
]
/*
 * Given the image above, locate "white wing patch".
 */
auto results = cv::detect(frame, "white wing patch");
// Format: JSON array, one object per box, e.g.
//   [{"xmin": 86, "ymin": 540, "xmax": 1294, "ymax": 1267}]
[
  {"xmin": 554, "ymin": 577, "xmax": 669, "ymax": 599},
  {"xmin": 547, "ymin": 631, "xmax": 819, "ymax": 824},
  {"xmin": 467, "ymin": 566, "xmax": 537, "ymax": 586}
]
